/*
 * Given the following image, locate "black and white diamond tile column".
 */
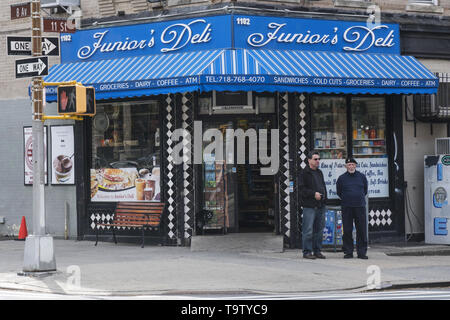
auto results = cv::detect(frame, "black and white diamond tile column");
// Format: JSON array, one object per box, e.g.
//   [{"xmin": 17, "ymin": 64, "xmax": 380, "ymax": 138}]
[
  {"xmin": 294, "ymin": 93, "xmax": 309, "ymax": 247},
  {"xmin": 278, "ymin": 92, "xmax": 291, "ymax": 245},
  {"xmin": 298, "ymin": 94, "xmax": 308, "ymax": 170},
  {"xmin": 163, "ymin": 94, "xmax": 177, "ymax": 242},
  {"xmin": 181, "ymin": 93, "xmax": 194, "ymax": 241}
]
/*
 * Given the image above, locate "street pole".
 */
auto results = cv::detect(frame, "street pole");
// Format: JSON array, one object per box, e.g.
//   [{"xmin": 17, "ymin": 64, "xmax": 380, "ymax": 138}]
[{"xmin": 23, "ymin": 0, "xmax": 56, "ymax": 273}]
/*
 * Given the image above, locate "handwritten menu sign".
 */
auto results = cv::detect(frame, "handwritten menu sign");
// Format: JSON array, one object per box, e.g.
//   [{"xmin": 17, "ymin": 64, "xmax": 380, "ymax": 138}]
[{"xmin": 320, "ymin": 158, "xmax": 389, "ymax": 199}]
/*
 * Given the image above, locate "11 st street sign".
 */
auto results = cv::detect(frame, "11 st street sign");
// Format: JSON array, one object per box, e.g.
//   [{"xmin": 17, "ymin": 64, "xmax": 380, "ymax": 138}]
[
  {"xmin": 15, "ymin": 56, "xmax": 48, "ymax": 78},
  {"xmin": 7, "ymin": 36, "xmax": 59, "ymax": 56}
]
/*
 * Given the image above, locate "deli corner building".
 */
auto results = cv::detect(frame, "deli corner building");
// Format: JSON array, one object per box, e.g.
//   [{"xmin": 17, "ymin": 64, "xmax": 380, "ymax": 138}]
[{"xmin": 40, "ymin": 5, "xmax": 444, "ymax": 248}]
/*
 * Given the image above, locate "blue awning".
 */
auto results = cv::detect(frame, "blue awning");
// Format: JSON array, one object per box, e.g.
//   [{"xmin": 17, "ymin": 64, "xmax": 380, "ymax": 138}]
[{"xmin": 44, "ymin": 49, "xmax": 438, "ymax": 101}]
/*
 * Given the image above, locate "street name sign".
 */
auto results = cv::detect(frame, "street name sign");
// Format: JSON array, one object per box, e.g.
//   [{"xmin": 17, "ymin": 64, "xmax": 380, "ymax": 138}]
[
  {"xmin": 43, "ymin": 18, "xmax": 76, "ymax": 33},
  {"xmin": 11, "ymin": 2, "xmax": 31, "ymax": 20},
  {"xmin": 15, "ymin": 56, "xmax": 49, "ymax": 78},
  {"xmin": 7, "ymin": 36, "xmax": 59, "ymax": 56}
]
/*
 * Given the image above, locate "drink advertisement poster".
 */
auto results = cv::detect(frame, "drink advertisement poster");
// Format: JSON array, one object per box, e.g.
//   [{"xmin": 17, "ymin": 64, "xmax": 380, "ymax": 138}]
[
  {"xmin": 90, "ymin": 167, "xmax": 160, "ymax": 202},
  {"xmin": 23, "ymin": 126, "xmax": 48, "ymax": 185},
  {"xmin": 51, "ymin": 125, "xmax": 75, "ymax": 185}
]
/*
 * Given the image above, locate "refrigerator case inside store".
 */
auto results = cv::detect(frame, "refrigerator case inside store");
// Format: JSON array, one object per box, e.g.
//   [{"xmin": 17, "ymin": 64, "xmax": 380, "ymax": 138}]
[
  {"xmin": 203, "ymin": 160, "xmax": 228, "ymax": 231},
  {"xmin": 424, "ymin": 155, "xmax": 450, "ymax": 244}
]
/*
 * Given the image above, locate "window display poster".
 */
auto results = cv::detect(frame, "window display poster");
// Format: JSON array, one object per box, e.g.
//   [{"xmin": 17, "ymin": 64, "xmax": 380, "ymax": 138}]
[
  {"xmin": 51, "ymin": 125, "xmax": 75, "ymax": 185},
  {"xmin": 320, "ymin": 158, "xmax": 389, "ymax": 199},
  {"xmin": 90, "ymin": 167, "xmax": 160, "ymax": 202},
  {"xmin": 23, "ymin": 126, "xmax": 48, "ymax": 185}
]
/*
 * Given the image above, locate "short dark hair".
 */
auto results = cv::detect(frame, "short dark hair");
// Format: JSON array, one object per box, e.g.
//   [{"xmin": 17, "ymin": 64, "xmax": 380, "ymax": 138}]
[{"xmin": 307, "ymin": 151, "xmax": 319, "ymax": 159}]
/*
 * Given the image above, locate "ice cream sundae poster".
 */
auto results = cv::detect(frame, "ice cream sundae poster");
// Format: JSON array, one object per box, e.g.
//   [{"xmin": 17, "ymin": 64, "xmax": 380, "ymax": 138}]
[
  {"xmin": 50, "ymin": 125, "xmax": 75, "ymax": 185},
  {"xmin": 23, "ymin": 126, "xmax": 48, "ymax": 185}
]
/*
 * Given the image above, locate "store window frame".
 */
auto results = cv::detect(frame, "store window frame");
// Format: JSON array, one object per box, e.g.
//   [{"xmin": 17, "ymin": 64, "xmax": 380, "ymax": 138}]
[
  {"xmin": 308, "ymin": 94, "xmax": 392, "ymax": 203},
  {"xmin": 87, "ymin": 97, "xmax": 164, "ymax": 204}
]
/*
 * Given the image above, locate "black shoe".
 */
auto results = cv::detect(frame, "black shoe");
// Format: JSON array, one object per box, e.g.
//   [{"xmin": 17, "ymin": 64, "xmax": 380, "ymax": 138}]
[
  {"xmin": 303, "ymin": 253, "xmax": 316, "ymax": 260},
  {"xmin": 344, "ymin": 254, "xmax": 353, "ymax": 259},
  {"xmin": 314, "ymin": 252, "xmax": 326, "ymax": 259},
  {"xmin": 358, "ymin": 255, "xmax": 368, "ymax": 260}
]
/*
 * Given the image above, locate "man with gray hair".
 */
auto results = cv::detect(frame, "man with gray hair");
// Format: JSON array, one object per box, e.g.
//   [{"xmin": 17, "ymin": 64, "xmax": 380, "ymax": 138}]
[
  {"xmin": 336, "ymin": 157, "xmax": 368, "ymax": 259},
  {"xmin": 298, "ymin": 151, "xmax": 327, "ymax": 259}
]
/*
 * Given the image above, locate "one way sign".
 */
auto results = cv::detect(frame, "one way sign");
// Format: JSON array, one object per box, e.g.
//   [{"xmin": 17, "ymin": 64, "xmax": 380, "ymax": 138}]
[
  {"xmin": 7, "ymin": 36, "xmax": 59, "ymax": 56},
  {"xmin": 15, "ymin": 56, "xmax": 48, "ymax": 78}
]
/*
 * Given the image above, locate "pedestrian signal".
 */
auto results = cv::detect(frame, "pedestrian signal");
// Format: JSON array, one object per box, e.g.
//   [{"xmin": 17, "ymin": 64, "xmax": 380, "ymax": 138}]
[
  {"xmin": 82, "ymin": 86, "xmax": 96, "ymax": 116},
  {"xmin": 57, "ymin": 84, "xmax": 87, "ymax": 115}
]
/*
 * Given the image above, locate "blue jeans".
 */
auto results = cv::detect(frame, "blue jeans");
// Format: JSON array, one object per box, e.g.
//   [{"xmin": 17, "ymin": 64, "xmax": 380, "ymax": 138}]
[{"xmin": 302, "ymin": 206, "xmax": 326, "ymax": 255}]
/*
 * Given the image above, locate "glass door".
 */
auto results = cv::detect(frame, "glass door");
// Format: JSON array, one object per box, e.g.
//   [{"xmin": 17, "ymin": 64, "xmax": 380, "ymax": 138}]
[
  {"xmin": 201, "ymin": 121, "xmax": 237, "ymax": 233},
  {"xmin": 235, "ymin": 117, "xmax": 276, "ymax": 232}
]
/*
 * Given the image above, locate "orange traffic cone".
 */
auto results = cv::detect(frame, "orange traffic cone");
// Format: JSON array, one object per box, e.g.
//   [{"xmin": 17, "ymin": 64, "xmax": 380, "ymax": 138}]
[{"xmin": 17, "ymin": 216, "xmax": 28, "ymax": 241}]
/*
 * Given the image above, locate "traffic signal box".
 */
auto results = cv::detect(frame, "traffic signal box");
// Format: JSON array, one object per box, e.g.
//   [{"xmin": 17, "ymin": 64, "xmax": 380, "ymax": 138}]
[
  {"xmin": 57, "ymin": 84, "xmax": 96, "ymax": 116},
  {"xmin": 84, "ymin": 86, "xmax": 96, "ymax": 116}
]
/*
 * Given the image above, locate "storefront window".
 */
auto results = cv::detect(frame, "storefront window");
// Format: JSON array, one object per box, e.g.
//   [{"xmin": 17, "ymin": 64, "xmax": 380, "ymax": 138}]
[
  {"xmin": 90, "ymin": 101, "xmax": 161, "ymax": 202},
  {"xmin": 351, "ymin": 97, "xmax": 386, "ymax": 158},
  {"xmin": 311, "ymin": 97, "xmax": 347, "ymax": 159}
]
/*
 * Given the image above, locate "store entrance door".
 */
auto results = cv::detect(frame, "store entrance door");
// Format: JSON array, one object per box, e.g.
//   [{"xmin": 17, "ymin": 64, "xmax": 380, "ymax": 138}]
[{"xmin": 200, "ymin": 115, "xmax": 277, "ymax": 234}]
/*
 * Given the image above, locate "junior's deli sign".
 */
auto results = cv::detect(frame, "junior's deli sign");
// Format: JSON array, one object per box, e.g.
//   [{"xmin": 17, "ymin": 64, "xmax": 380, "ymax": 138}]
[{"xmin": 60, "ymin": 14, "xmax": 400, "ymax": 63}]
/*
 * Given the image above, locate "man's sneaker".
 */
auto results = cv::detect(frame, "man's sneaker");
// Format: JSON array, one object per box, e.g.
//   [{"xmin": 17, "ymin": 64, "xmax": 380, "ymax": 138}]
[
  {"xmin": 344, "ymin": 254, "xmax": 353, "ymax": 259},
  {"xmin": 303, "ymin": 253, "xmax": 316, "ymax": 260},
  {"xmin": 358, "ymin": 255, "xmax": 369, "ymax": 260},
  {"xmin": 314, "ymin": 252, "xmax": 326, "ymax": 259}
]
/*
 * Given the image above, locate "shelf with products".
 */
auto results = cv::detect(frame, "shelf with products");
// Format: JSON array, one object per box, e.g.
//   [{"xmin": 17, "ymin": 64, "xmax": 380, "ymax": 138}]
[
  {"xmin": 353, "ymin": 144, "xmax": 385, "ymax": 147},
  {"xmin": 353, "ymin": 153, "xmax": 387, "ymax": 157},
  {"xmin": 353, "ymin": 138, "xmax": 385, "ymax": 141},
  {"xmin": 313, "ymin": 131, "xmax": 347, "ymax": 159},
  {"xmin": 352, "ymin": 127, "xmax": 385, "ymax": 140},
  {"xmin": 353, "ymin": 140, "xmax": 385, "ymax": 148},
  {"xmin": 202, "ymin": 160, "xmax": 227, "ymax": 230},
  {"xmin": 318, "ymin": 149, "xmax": 346, "ymax": 160},
  {"xmin": 353, "ymin": 146, "xmax": 385, "ymax": 154}
]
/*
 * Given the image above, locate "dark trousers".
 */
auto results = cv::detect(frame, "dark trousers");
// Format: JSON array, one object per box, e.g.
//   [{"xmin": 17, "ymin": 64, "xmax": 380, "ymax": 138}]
[{"xmin": 342, "ymin": 206, "xmax": 367, "ymax": 257}]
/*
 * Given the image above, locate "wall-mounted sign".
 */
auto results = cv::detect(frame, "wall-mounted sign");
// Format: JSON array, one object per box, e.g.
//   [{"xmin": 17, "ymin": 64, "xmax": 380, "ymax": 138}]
[
  {"xmin": 24, "ymin": 126, "xmax": 48, "ymax": 185},
  {"xmin": 442, "ymin": 155, "xmax": 450, "ymax": 166},
  {"xmin": 234, "ymin": 15, "xmax": 399, "ymax": 54},
  {"xmin": 60, "ymin": 14, "xmax": 400, "ymax": 63},
  {"xmin": 50, "ymin": 125, "xmax": 75, "ymax": 185},
  {"xmin": 7, "ymin": 36, "xmax": 60, "ymax": 56},
  {"xmin": 11, "ymin": 2, "xmax": 30, "ymax": 20},
  {"xmin": 320, "ymin": 158, "xmax": 389, "ymax": 199}
]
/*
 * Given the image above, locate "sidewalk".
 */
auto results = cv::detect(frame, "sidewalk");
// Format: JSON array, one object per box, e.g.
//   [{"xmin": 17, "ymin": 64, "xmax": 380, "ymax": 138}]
[{"xmin": 0, "ymin": 238, "xmax": 449, "ymax": 297}]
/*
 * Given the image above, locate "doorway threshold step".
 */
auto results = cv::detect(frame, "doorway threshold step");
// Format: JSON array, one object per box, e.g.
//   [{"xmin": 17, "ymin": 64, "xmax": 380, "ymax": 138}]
[{"xmin": 190, "ymin": 233, "xmax": 284, "ymax": 253}]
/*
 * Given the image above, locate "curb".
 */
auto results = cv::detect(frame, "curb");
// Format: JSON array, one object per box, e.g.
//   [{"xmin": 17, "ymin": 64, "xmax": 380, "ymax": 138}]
[
  {"xmin": 365, "ymin": 281, "xmax": 450, "ymax": 292},
  {"xmin": 384, "ymin": 248, "xmax": 450, "ymax": 257}
]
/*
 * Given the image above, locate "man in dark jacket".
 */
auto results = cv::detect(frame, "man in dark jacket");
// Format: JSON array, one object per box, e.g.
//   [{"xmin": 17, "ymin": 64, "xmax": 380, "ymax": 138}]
[
  {"xmin": 336, "ymin": 157, "xmax": 369, "ymax": 259},
  {"xmin": 298, "ymin": 151, "xmax": 327, "ymax": 259}
]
